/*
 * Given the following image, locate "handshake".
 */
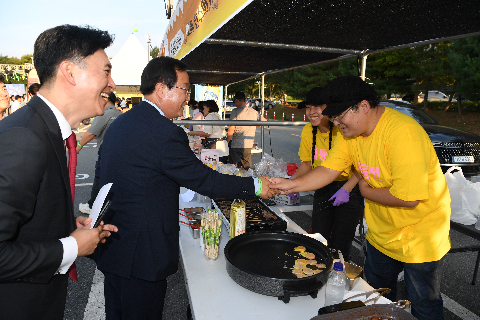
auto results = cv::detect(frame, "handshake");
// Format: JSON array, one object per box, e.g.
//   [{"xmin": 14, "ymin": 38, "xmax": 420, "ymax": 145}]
[{"xmin": 257, "ymin": 176, "xmax": 296, "ymax": 199}]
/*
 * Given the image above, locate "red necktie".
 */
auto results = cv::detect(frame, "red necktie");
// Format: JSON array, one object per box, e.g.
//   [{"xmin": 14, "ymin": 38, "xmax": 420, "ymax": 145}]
[{"xmin": 65, "ymin": 132, "xmax": 78, "ymax": 282}]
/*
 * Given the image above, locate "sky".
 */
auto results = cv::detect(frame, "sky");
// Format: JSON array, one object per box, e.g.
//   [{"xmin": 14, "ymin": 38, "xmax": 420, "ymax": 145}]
[{"xmin": 0, "ymin": 0, "xmax": 170, "ymax": 59}]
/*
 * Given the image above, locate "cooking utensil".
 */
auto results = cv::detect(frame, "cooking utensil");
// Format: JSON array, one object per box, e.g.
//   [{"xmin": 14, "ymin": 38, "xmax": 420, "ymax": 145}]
[{"xmin": 224, "ymin": 231, "xmax": 333, "ymax": 303}]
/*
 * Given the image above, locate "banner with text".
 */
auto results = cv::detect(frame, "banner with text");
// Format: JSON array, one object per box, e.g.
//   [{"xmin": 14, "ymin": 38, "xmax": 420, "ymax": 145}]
[{"xmin": 160, "ymin": 0, "xmax": 253, "ymax": 59}]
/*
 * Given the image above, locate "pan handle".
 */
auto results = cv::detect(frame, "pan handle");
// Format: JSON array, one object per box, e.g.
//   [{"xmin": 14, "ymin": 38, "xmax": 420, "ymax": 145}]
[{"xmin": 279, "ymin": 280, "xmax": 325, "ymax": 303}]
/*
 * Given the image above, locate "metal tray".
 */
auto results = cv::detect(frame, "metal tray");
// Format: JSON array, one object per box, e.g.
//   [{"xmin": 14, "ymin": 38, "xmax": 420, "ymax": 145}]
[
  {"xmin": 310, "ymin": 304, "xmax": 417, "ymax": 320},
  {"xmin": 212, "ymin": 198, "xmax": 287, "ymax": 234}
]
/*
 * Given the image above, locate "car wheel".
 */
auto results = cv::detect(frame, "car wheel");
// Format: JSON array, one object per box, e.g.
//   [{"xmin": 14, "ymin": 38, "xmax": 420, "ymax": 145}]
[{"xmin": 268, "ymin": 104, "xmax": 273, "ymax": 109}]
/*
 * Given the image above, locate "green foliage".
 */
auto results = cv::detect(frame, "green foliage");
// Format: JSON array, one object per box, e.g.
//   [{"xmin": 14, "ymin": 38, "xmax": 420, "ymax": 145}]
[
  {"xmin": 448, "ymin": 36, "xmax": 480, "ymax": 101},
  {"xmin": 150, "ymin": 46, "xmax": 159, "ymax": 59}
]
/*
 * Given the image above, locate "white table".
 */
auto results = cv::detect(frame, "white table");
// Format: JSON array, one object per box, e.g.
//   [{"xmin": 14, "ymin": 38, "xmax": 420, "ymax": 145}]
[{"xmin": 179, "ymin": 194, "xmax": 374, "ymax": 320}]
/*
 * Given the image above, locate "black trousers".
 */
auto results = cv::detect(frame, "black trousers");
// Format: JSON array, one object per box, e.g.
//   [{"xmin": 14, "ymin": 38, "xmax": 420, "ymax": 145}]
[
  {"xmin": 104, "ymin": 272, "xmax": 168, "ymax": 320},
  {"xmin": 311, "ymin": 181, "xmax": 364, "ymax": 261}
]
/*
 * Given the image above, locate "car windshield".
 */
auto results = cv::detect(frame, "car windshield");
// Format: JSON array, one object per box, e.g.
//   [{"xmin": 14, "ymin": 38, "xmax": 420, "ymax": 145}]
[{"xmin": 381, "ymin": 102, "xmax": 438, "ymax": 125}]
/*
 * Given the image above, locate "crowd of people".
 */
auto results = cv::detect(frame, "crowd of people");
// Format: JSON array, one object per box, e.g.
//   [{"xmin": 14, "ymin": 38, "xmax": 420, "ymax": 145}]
[
  {"xmin": 0, "ymin": 24, "xmax": 451, "ymax": 320},
  {"xmin": 184, "ymin": 92, "xmax": 266, "ymax": 169}
]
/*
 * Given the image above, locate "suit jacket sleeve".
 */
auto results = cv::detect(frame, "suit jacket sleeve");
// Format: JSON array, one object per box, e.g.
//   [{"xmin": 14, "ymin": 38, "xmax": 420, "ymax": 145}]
[
  {"xmin": 159, "ymin": 124, "xmax": 255, "ymax": 199},
  {"xmin": 0, "ymin": 127, "xmax": 63, "ymax": 282}
]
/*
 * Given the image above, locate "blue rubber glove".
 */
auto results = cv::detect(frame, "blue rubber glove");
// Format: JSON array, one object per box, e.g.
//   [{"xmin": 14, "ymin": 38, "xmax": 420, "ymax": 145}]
[{"xmin": 329, "ymin": 187, "xmax": 350, "ymax": 206}]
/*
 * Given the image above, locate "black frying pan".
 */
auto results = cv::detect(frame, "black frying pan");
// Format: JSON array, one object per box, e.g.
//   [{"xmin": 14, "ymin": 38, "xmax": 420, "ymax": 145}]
[{"xmin": 224, "ymin": 231, "xmax": 334, "ymax": 303}]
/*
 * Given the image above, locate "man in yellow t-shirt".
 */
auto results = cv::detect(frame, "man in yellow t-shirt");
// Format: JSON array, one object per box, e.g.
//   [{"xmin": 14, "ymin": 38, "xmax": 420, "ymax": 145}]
[
  {"xmin": 293, "ymin": 87, "xmax": 363, "ymax": 261},
  {"xmin": 271, "ymin": 76, "xmax": 450, "ymax": 320}
]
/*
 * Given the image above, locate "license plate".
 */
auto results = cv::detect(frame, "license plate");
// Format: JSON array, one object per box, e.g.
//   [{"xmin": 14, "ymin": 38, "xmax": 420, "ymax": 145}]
[{"xmin": 452, "ymin": 156, "xmax": 474, "ymax": 163}]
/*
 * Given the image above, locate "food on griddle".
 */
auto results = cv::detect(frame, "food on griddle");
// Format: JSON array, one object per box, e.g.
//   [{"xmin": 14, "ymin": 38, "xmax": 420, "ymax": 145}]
[
  {"xmin": 215, "ymin": 199, "xmax": 278, "ymax": 221},
  {"xmin": 305, "ymin": 252, "xmax": 315, "ymax": 260},
  {"xmin": 291, "ymin": 249, "xmax": 326, "ymax": 278}
]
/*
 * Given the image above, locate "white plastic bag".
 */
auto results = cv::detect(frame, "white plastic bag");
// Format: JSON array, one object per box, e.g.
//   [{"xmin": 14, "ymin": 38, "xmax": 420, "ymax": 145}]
[{"xmin": 444, "ymin": 166, "xmax": 480, "ymax": 225}]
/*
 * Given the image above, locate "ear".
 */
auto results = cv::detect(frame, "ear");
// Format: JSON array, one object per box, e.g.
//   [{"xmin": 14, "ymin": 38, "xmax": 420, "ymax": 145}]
[
  {"xmin": 155, "ymin": 82, "xmax": 167, "ymax": 99},
  {"xmin": 361, "ymin": 100, "xmax": 371, "ymax": 114},
  {"xmin": 59, "ymin": 61, "xmax": 76, "ymax": 86}
]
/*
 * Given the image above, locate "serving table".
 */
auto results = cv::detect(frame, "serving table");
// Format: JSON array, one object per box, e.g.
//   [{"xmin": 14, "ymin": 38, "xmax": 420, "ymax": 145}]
[{"xmin": 179, "ymin": 192, "xmax": 375, "ymax": 320}]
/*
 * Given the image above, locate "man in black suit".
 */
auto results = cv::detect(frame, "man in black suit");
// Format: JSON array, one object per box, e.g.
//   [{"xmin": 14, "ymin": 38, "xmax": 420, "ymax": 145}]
[
  {"xmin": 0, "ymin": 25, "xmax": 118, "ymax": 319},
  {"xmin": 94, "ymin": 57, "xmax": 276, "ymax": 319}
]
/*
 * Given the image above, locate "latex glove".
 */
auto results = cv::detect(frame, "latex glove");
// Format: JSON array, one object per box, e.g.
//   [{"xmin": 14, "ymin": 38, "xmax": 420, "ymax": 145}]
[
  {"xmin": 329, "ymin": 188, "xmax": 350, "ymax": 206},
  {"xmin": 287, "ymin": 192, "xmax": 300, "ymax": 204}
]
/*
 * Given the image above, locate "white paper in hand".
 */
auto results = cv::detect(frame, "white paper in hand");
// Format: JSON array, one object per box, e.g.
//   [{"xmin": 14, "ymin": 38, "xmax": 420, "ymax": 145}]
[{"xmin": 90, "ymin": 183, "xmax": 113, "ymax": 229}]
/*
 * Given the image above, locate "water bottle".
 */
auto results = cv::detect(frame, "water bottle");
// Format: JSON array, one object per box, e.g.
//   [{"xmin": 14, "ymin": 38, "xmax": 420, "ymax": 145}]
[{"xmin": 324, "ymin": 262, "xmax": 346, "ymax": 307}]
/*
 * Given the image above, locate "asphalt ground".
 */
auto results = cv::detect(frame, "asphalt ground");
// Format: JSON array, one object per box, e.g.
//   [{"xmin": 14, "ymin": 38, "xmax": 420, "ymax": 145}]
[{"xmin": 64, "ymin": 122, "xmax": 479, "ymax": 319}]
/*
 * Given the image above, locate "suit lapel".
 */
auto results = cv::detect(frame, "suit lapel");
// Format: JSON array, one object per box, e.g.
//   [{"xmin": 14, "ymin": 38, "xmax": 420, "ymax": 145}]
[{"xmin": 27, "ymin": 96, "xmax": 73, "ymax": 214}]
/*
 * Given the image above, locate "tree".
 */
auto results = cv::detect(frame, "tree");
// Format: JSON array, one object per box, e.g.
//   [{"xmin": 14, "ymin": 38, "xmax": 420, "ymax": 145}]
[
  {"xmin": 150, "ymin": 46, "xmax": 159, "ymax": 59},
  {"xmin": 448, "ymin": 36, "xmax": 480, "ymax": 102}
]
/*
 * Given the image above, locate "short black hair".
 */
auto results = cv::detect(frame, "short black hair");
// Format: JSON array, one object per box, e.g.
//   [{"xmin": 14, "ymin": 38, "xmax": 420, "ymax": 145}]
[
  {"xmin": 28, "ymin": 83, "xmax": 40, "ymax": 96},
  {"xmin": 204, "ymin": 100, "xmax": 219, "ymax": 113},
  {"xmin": 140, "ymin": 56, "xmax": 188, "ymax": 95},
  {"xmin": 108, "ymin": 92, "xmax": 116, "ymax": 104},
  {"xmin": 15, "ymin": 95, "xmax": 22, "ymax": 100},
  {"xmin": 34, "ymin": 25, "xmax": 114, "ymax": 86},
  {"xmin": 0, "ymin": 74, "xmax": 5, "ymax": 84},
  {"xmin": 234, "ymin": 92, "xmax": 246, "ymax": 101}
]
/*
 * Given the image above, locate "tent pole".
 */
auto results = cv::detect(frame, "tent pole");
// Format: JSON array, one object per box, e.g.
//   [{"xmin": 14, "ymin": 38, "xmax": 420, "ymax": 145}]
[
  {"xmin": 360, "ymin": 51, "xmax": 368, "ymax": 81},
  {"xmin": 224, "ymin": 85, "xmax": 228, "ymax": 120},
  {"xmin": 261, "ymin": 74, "xmax": 265, "ymax": 159}
]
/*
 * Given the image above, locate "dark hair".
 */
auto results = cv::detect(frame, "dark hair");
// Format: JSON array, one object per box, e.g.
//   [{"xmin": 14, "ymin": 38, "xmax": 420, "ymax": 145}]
[
  {"xmin": 108, "ymin": 92, "xmax": 116, "ymax": 104},
  {"xmin": 204, "ymin": 100, "xmax": 219, "ymax": 113},
  {"xmin": 0, "ymin": 73, "xmax": 4, "ymax": 84},
  {"xmin": 198, "ymin": 101, "xmax": 205, "ymax": 112},
  {"xmin": 34, "ymin": 25, "xmax": 114, "ymax": 86},
  {"xmin": 140, "ymin": 56, "xmax": 188, "ymax": 95},
  {"xmin": 28, "ymin": 83, "xmax": 40, "ymax": 96},
  {"xmin": 234, "ymin": 92, "xmax": 246, "ymax": 101},
  {"xmin": 15, "ymin": 95, "xmax": 22, "ymax": 100},
  {"xmin": 188, "ymin": 99, "xmax": 198, "ymax": 109}
]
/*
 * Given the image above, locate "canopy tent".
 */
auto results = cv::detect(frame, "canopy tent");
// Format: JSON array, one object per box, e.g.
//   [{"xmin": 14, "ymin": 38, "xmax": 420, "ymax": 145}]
[
  {"xmin": 161, "ymin": 0, "xmax": 480, "ymax": 86},
  {"xmin": 111, "ymin": 33, "xmax": 149, "ymax": 86}
]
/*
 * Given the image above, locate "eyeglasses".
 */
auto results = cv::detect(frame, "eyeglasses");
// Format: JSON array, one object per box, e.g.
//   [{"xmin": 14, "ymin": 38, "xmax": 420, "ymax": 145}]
[
  {"xmin": 327, "ymin": 105, "xmax": 354, "ymax": 124},
  {"xmin": 171, "ymin": 85, "xmax": 191, "ymax": 97}
]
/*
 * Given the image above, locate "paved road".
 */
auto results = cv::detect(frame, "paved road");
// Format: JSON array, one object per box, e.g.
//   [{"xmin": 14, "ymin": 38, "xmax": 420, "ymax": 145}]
[{"xmin": 65, "ymin": 122, "xmax": 479, "ymax": 320}]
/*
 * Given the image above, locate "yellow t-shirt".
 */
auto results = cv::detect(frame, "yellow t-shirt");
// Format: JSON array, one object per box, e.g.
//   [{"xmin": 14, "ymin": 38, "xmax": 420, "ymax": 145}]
[
  {"xmin": 322, "ymin": 107, "xmax": 451, "ymax": 263},
  {"xmin": 298, "ymin": 122, "xmax": 350, "ymax": 181}
]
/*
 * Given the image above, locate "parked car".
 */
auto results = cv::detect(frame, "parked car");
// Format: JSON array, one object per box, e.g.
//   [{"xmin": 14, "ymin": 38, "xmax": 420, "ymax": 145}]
[
  {"xmin": 419, "ymin": 91, "xmax": 456, "ymax": 102},
  {"xmin": 402, "ymin": 93, "xmax": 416, "ymax": 102},
  {"xmin": 381, "ymin": 100, "xmax": 480, "ymax": 175},
  {"xmin": 223, "ymin": 99, "xmax": 236, "ymax": 119},
  {"xmin": 246, "ymin": 98, "xmax": 275, "ymax": 110}
]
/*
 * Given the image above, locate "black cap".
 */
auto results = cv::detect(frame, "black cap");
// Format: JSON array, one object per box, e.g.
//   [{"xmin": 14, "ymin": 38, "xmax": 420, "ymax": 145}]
[
  {"xmin": 322, "ymin": 76, "xmax": 379, "ymax": 116},
  {"xmin": 297, "ymin": 101, "xmax": 307, "ymax": 109},
  {"xmin": 304, "ymin": 87, "xmax": 327, "ymax": 106}
]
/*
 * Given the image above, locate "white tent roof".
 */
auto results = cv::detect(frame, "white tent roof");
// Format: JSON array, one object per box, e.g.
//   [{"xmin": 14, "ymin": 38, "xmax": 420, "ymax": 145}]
[{"xmin": 110, "ymin": 34, "xmax": 148, "ymax": 86}]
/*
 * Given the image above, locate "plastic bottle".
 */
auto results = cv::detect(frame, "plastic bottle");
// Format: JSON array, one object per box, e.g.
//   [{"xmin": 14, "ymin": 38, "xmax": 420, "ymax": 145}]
[{"xmin": 324, "ymin": 262, "xmax": 346, "ymax": 307}]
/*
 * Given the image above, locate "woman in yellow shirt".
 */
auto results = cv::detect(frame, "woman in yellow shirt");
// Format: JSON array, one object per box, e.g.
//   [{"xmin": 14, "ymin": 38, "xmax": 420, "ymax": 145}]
[{"xmin": 292, "ymin": 87, "xmax": 364, "ymax": 260}]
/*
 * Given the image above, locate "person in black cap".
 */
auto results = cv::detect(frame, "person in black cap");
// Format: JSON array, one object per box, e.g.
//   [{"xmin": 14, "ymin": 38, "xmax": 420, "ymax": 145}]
[
  {"xmin": 271, "ymin": 76, "xmax": 450, "ymax": 320},
  {"xmin": 292, "ymin": 87, "xmax": 364, "ymax": 261}
]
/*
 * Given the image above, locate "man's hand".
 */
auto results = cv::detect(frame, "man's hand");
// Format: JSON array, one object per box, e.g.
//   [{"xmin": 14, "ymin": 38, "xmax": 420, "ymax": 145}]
[
  {"xmin": 71, "ymin": 218, "xmax": 118, "ymax": 256},
  {"xmin": 269, "ymin": 177, "xmax": 296, "ymax": 195},
  {"xmin": 76, "ymin": 145, "xmax": 82, "ymax": 154},
  {"xmin": 258, "ymin": 176, "xmax": 277, "ymax": 199}
]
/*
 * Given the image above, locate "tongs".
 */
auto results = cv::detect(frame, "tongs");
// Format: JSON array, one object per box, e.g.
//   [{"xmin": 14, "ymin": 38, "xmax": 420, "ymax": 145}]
[
  {"xmin": 343, "ymin": 288, "xmax": 391, "ymax": 305},
  {"xmin": 343, "ymin": 288, "xmax": 411, "ymax": 309}
]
